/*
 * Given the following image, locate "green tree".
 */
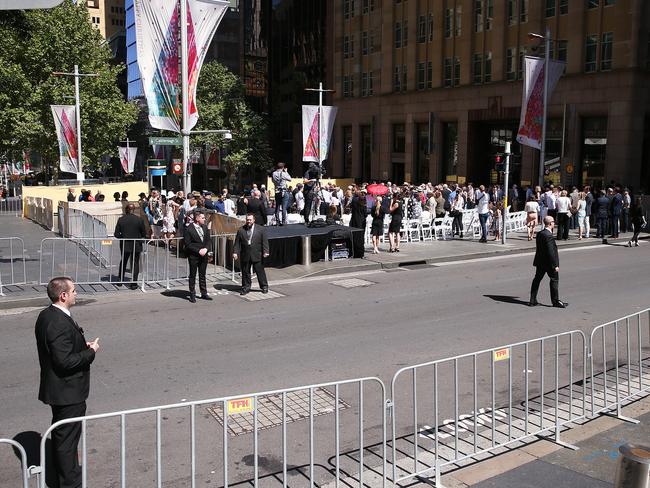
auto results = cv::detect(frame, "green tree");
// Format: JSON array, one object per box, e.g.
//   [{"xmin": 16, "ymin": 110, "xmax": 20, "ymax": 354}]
[
  {"xmin": 194, "ymin": 62, "xmax": 272, "ymax": 185},
  {"xmin": 0, "ymin": 1, "xmax": 137, "ymax": 177}
]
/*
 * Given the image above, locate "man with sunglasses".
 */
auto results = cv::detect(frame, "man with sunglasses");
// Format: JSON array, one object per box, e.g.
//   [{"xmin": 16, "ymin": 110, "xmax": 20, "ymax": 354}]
[{"xmin": 529, "ymin": 216, "xmax": 568, "ymax": 308}]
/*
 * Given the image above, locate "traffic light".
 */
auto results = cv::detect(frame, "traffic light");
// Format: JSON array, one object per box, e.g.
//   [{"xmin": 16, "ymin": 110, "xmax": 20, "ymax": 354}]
[{"xmin": 494, "ymin": 154, "xmax": 505, "ymax": 172}]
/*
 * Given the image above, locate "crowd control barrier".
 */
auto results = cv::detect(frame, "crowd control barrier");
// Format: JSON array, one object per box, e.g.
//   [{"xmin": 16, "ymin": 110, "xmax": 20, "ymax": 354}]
[
  {"xmin": 0, "ymin": 196, "xmax": 23, "ymax": 216},
  {"xmin": 0, "ymin": 237, "xmax": 27, "ymax": 296},
  {"xmin": 34, "ymin": 378, "xmax": 387, "ymax": 488},
  {"xmin": 0, "ymin": 438, "xmax": 30, "ymax": 488},
  {"xmin": 589, "ymin": 308, "xmax": 650, "ymax": 421},
  {"xmin": 390, "ymin": 330, "xmax": 587, "ymax": 486},
  {"xmin": 39, "ymin": 235, "xmax": 238, "ymax": 289}
]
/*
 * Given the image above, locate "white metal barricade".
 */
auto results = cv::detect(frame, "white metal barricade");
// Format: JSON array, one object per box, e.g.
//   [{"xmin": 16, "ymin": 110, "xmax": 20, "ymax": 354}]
[
  {"xmin": 589, "ymin": 308, "xmax": 650, "ymax": 421},
  {"xmin": 0, "ymin": 237, "xmax": 27, "ymax": 296},
  {"xmin": 35, "ymin": 378, "xmax": 387, "ymax": 488},
  {"xmin": 0, "ymin": 196, "xmax": 23, "ymax": 216},
  {"xmin": 0, "ymin": 438, "xmax": 31, "ymax": 488},
  {"xmin": 390, "ymin": 330, "xmax": 587, "ymax": 486}
]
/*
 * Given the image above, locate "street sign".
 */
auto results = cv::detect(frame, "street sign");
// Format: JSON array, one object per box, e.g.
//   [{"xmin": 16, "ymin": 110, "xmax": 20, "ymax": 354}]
[
  {"xmin": 149, "ymin": 136, "xmax": 182, "ymax": 146},
  {"xmin": 227, "ymin": 397, "xmax": 254, "ymax": 415},
  {"xmin": 172, "ymin": 161, "xmax": 183, "ymax": 175}
]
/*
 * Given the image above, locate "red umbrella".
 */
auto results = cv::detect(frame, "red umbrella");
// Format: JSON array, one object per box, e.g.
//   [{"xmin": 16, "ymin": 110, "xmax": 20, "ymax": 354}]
[{"xmin": 366, "ymin": 183, "xmax": 389, "ymax": 196}]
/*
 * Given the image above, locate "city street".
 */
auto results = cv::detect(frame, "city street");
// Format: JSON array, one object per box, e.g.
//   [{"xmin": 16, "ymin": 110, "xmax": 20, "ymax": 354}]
[{"xmin": 1, "ymin": 240, "xmax": 648, "ymax": 486}]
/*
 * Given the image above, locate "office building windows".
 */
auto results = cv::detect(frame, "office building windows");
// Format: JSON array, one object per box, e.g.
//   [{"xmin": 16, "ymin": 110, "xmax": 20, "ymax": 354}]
[
  {"xmin": 585, "ymin": 34, "xmax": 598, "ymax": 72},
  {"xmin": 545, "ymin": 0, "xmax": 555, "ymax": 17},
  {"xmin": 454, "ymin": 57, "xmax": 461, "ymax": 85},
  {"xmin": 393, "ymin": 124, "xmax": 406, "ymax": 153},
  {"xmin": 587, "ymin": 0, "xmax": 599, "ymax": 8},
  {"xmin": 417, "ymin": 62, "xmax": 426, "ymax": 90},
  {"xmin": 393, "ymin": 65, "xmax": 401, "ymax": 92},
  {"xmin": 557, "ymin": 40, "xmax": 568, "ymax": 62},
  {"xmin": 508, "ymin": 0, "xmax": 516, "ymax": 25},
  {"xmin": 395, "ymin": 22, "xmax": 402, "ymax": 48},
  {"xmin": 484, "ymin": 51, "xmax": 492, "ymax": 82},
  {"xmin": 520, "ymin": 0, "xmax": 528, "ymax": 22},
  {"xmin": 455, "ymin": 6, "xmax": 462, "ymax": 36},
  {"xmin": 362, "ymin": 31, "xmax": 368, "ymax": 55},
  {"xmin": 444, "ymin": 58, "xmax": 452, "ymax": 87},
  {"xmin": 601, "ymin": 32, "xmax": 613, "ymax": 70},
  {"xmin": 417, "ymin": 15, "xmax": 426, "ymax": 43},
  {"xmin": 473, "ymin": 53, "xmax": 482, "ymax": 83},
  {"xmin": 474, "ymin": 0, "xmax": 483, "ymax": 33},
  {"xmin": 427, "ymin": 13, "xmax": 434, "ymax": 41},
  {"xmin": 559, "ymin": 0, "xmax": 568, "ymax": 14},
  {"xmin": 427, "ymin": 61, "xmax": 433, "ymax": 88},
  {"xmin": 444, "ymin": 8, "xmax": 453, "ymax": 38},
  {"xmin": 506, "ymin": 47, "xmax": 516, "ymax": 80},
  {"xmin": 403, "ymin": 20, "xmax": 408, "ymax": 46},
  {"xmin": 486, "ymin": 0, "xmax": 493, "ymax": 30}
]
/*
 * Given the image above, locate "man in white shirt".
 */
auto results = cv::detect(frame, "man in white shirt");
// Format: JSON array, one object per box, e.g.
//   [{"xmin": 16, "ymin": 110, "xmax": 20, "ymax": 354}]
[
  {"xmin": 476, "ymin": 185, "xmax": 490, "ymax": 242},
  {"xmin": 555, "ymin": 190, "xmax": 572, "ymax": 240}
]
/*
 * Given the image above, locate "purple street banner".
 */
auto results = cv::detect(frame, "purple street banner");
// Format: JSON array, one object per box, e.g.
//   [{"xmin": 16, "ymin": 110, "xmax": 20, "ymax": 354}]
[
  {"xmin": 134, "ymin": 0, "xmax": 228, "ymax": 133},
  {"xmin": 118, "ymin": 146, "xmax": 138, "ymax": 173},
  {"xmin": 50, "ymin": 105, "xmax": 79, "ymax": 173},
  {"xmin": 302, "ymin": 105, "xmax": 337, "ymax": 162},
  {"xmin": 516, "ymin": 56, "xmax": 565, "ymax": 150}
]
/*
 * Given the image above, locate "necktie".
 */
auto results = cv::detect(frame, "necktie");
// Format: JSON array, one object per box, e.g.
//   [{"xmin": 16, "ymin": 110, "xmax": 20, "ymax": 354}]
[{"xmin": 196, "ymin": 225, "xmax": 204, "ymax": 240}]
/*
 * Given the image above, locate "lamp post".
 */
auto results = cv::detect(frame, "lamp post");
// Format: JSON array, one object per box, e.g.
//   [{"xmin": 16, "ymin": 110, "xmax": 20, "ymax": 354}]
[{"xmin": 528, "ymin": 27, "xmax": 551, "ymax": 188}]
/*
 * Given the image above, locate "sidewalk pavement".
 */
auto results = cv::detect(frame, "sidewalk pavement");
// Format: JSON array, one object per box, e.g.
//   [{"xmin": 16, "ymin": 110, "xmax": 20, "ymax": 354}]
[
  {"xmin": 1, "ymin": 215, "xmax": 645, "ymax": 306},
  {"xmin": 445, "ymin": 395, "xmax": 650, "ymax": 487}
]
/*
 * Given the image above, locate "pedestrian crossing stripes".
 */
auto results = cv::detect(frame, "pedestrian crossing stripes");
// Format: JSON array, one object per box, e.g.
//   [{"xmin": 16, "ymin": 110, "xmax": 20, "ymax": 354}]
[
  {"xmin": 239, "ymin": 290, "xmax": 284, "ymax": 301},
  {"xmin": 329, "ymin": 278, "xmax": 375, "ymax": 288}
]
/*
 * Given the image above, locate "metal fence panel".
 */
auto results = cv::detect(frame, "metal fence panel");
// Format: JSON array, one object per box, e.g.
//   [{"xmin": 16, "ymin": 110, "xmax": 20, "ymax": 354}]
[
  {"xmin": 589, "ymin": 308, "xmax": 650, "ymax": 420},
  {"xmin": 0, "ymin": 237, "xmax": 27, "ymax": 296},
  {"xmin": 0, "ymin": 438, "xmax": 30, "ymax": 488},
  {"xmin": 0, "ymin": 196, "xmax": 23, "ymax": 216},
  {"xmin": 390, "ymin": 330, "xmax": 587, "ymax": 485},
  {"xmin": 37, "ymin": 378, "xmax": 387, "ymax": 488}
]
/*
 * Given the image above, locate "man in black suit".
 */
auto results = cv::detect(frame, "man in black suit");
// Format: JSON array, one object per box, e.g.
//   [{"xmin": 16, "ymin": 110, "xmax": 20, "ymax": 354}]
[
  {"xmin": 183, "ymin": 210, "xmax": 213, "ymax": 303},
  {"xmin": 245, "ymin": 190, "xmax": 267, "ymax": 226},
  {"xmin": 35, "ymin": 277, "xmax": 99, "ymax": 488},
  {"xmin": 233, "ymin": 213, "xmax": 270, "ymax": 295},
  {"xmin": 529, "ymin": 216, "xmax": 568, "ymax": 308},
  {"xmin": 114, "ymin": 203, "xmax": 147, "ymax": 289}
]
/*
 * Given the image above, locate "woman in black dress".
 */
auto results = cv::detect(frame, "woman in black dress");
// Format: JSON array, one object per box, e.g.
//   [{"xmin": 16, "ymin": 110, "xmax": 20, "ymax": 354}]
[
  {"xmin": 388, "ymin": 193, "xmax": 403, "ymax": 252},
  {"xmin": 628, "ymin": 197, "xmax": 646, "ymax": 247},
  {"xmin": 370, "ymin": 196, "xmax": 385, "ymax": 254}
]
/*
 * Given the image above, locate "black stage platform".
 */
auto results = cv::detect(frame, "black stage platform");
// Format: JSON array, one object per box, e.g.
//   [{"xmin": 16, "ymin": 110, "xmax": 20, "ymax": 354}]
[{"xmin": 263, "ymin": 223, "xmax": 365, "ymax": 268}]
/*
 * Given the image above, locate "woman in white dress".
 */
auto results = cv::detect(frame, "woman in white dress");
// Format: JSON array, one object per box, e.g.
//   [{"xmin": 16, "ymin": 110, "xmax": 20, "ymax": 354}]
[
  {"xmin": 575, "ymin": 192, "xmax": 588, "ymax": 240},
  {"xmin": 524, "ymin": 195, "xmax": 540, "ymax": 241}
]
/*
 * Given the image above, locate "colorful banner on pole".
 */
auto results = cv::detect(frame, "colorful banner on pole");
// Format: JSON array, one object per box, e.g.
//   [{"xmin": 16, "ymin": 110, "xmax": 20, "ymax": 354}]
[
  {"xmin": 302, "ymin": 105, "xmax": 337, "ymax": 162},
  {"xmin": 516, "ymin": 56, "xmax": 565, "ymax": 150},
  {"xmin": 134, "ymin": 0, "xmax": 229, "ymax": 133},
  {"xmin": 50, "ymin": 105, "xmax": 80, "ymax": 174},
  {"xmin": 119, "ymin": 146, "xmax": 138, "ymax": 173}
]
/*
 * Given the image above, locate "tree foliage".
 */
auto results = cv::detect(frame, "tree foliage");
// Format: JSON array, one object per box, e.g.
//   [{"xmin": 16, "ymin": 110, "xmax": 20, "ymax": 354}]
[
  {"xmin": 0, "ymin": 1, "xmax": 137, "ymax": 174},
  {"xmin": 194, "ymin": 62, "xmax": 272, "ymax": 178}
]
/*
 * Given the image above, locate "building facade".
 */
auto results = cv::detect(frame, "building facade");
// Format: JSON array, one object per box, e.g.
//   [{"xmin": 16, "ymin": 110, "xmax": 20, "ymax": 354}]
[{"xmin": 328, "ymin": 0, "xmax": 650, "ymax": 192}]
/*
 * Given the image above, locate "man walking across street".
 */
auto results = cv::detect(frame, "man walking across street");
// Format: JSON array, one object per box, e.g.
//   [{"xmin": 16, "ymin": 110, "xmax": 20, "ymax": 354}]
[
  {"xmin": 114, "ymin": 203, "xmax": 147, "ymax": 289},
  {"xmin": 233, "ymin": 213, "xmax": 270, "ymax": 295},
  {"xmin": 529, "ymin": 216, "xmax": 568, "ymax": 308},
  {"xmin": 272, "ymin": 162, "xmax": 292, "ymax": 225},
  {"xmin": 35, "ymin": 277, "xmax": 99, "ymax": 488},
  {"xmin": 183, "ymin": 210, "xmax": 213, "ymax": 303}
]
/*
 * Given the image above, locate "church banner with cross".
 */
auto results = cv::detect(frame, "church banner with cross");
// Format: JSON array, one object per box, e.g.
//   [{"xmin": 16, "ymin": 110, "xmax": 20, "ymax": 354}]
[{"xmin": 302, "ymin": 105, "xmax": 337, "ymax": 163}]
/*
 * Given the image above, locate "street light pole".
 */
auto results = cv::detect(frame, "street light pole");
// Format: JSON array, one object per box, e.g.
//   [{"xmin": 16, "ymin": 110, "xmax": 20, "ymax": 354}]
[{"xmin": 538, "ymin": 26, "xmax": 551, "ymax": 188}]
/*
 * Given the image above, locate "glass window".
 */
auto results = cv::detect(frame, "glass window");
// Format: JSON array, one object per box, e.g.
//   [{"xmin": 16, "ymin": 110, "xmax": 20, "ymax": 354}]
[
  {"xmin": 427, "ymin": 13, "xmax": 434, "ymax": 41},
  {"xmin": 557, "ymin": 40, "xmax": 568, "ymax": 62},
  {"xmin": 486, "ymin": 0, "xmax": 493, "ymax": 30},
  {"xmin": 455, "ymin": 6, "xmax": 462, "ymax": 36},
  {"xmin": 393, "ymin": 124, "xmax": 406, "ymax": 153},
  {"xmin": 587, "ymin": 0, "xmax": 599, "ymax": 8},
  {"xmin": 605, "ymin": 0, "xmax": 615, "ymax": 5},
  {"xmin": 454, "ymin": 57, "xmax": 461, "ymax": 86},
  {"xmin": 343, "ymin": 0, "xmax": 350, "ymax": 19},
  {"xmin": 520, "ymin": 0, "xmax": 528, "ymax": 22},
  {"xmin": 474, "ymin": 0, "xmax": 483, "ymax": 33},
  {"xmin": 601, "ymin": 32, "xmax": 613, "ymax": 70},
  {"xmin": 395, "ymin": 22, "xmax": 402, "ymax": 48},
  {"xmin": 444, "ymin": 58, "xmax": 453, "ymax": 87},
  {"xmin": 473, "ymin": 53, "xmax": 482, "ymax": 83},
  {"xmin": 559, "ymin": 0, "xmax": 568, "ymax": 14},
  {"xmin": 581, "ymin": 117, "xmax": 608, "ymax": 188},
  {"xmin": 368, "ymin": 71, "xmax": 374, "ymax": 95},
  {"xmin": 362, "ymin": 31, "xmax": 368, "ymax": 55},
  {"xmin": 518, "ymin": 47, "xmax": 526, "ymax": 79},
  {"xmin": 506, "ymin": 47, "xmax": 516, "ymax": 80},
  {"xmin": 343, "ymin": 36, "xmax": 350, "ymax": 58},
  {"xmin": 417, "ymin": 62, "xmax": 426, "ymax": 90},
  {"xmin": 403, "ymin": 20, "xmax": 408, "ymax": 46},
  {"xmin": 361, "ymin": 72, "xmax": 368, "ymax": 96},
  {"xmin": 545, "ymin": 0, "xmax": 555, "ymax": 17},
  {"xmin": 417, "ymin": 15, "xmax": 426, "ymax": 43},
  {"xmin": 427, "ymin": 61, "xmax": 433, "ymax": 88},
  {"xmin": 508, "ymin": 0, "xmax": 516, "ymax": 25},
  {"xmin": 402, "ymin": 64, "xmax": 407, "ymax": 90},
  {"xmin": 393, "ymin": 66, "xmax": 401, "ymax": 91},
  {"xmin": 484, "ymin": 51, "xmax": 492, "ymax": 82},
  {"xmin": 444, "ymin": 8, "xmax": 453, "ymax": 38},
  {"xmin": 585, "ymin": 34, "xmax": 598, "ymax": 72}
]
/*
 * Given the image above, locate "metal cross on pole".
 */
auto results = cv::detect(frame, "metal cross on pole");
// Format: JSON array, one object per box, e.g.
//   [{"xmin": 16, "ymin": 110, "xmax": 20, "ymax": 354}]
[{"xmin": 52, "ymin": 65, "xmax": 99, "ymax": 183}]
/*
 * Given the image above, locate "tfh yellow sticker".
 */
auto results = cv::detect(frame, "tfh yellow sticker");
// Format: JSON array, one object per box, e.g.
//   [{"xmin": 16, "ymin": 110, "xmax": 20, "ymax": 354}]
[
  {"xmin": 493, "ymin": 348, "xmax": 510, "ymax": 362},
  {"xmin": 227, "ymin": 397, "xmax": 254, "ymax": 415},
  {"xmin": 101, "ymin": 240, "xmax": 112, "ymax": 246}
]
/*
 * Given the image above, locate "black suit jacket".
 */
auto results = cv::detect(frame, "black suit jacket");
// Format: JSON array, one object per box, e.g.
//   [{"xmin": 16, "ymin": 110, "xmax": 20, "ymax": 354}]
[
  {"xmin": 35, "ymin": 305, "xmax": 95, "ymax": 406},
  {"xmin": 245, "ymin": 198, "xmax": 267, "ymax": 225},
  {"xmin": 183, "ymin": 224, "xmax": 213, "ymax": 258},
  {"xmin": 114, "ymin": 213, "xmax": 147, "ymax": 253},
  {"xmin": 233, "ymin": 224, "xmax": 269, "ymax": 263},
  {"xmin": 533, "ymin": 228, "xmax": 559, "ymax": 272}
]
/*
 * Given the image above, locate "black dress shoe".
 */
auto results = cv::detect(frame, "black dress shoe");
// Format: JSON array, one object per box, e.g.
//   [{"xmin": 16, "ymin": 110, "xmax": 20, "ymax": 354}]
[
  {"xmin": 189, "ymin": 294, "xmax": 197, "ymax": 303},
  {"xmin": 200, "ymin": 294, "xmax": 213, "ymax": 300},
  {"xmin": 552, "ymin": 301, "xmax": 568, "ymax": 308},
  {"xmin": 240, "ymin": 288, "xmax": 250, "ymax": 296},
  {"xmin": 129, "ymin": 283, "xmax": 139, "ymax": 290},
  {"xmin": 528, "ymin": 300, "xmax": 539, "ymax": 307},
  {"xmin": 261, "ymin": 288, "xmax": 269, "ymax": 294}
]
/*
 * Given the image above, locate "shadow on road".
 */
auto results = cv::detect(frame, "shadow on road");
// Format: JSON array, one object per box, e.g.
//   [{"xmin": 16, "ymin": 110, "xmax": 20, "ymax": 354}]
[
  {"xmin": 161, "ymin": 289, "xmax": 191, "ymax": 300},
  {"xmin": 12, "ymin": 431, "xmax": 58, "ymax": 488},
  {"xmin": 483, "ymin": 294, "xmax": 544, "ymax": 307}
]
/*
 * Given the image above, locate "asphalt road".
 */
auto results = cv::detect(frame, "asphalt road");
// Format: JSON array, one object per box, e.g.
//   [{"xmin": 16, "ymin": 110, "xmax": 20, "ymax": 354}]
[{"xmin": 1, "ymin": 241, "xmax": 648, "ymax": 486}]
